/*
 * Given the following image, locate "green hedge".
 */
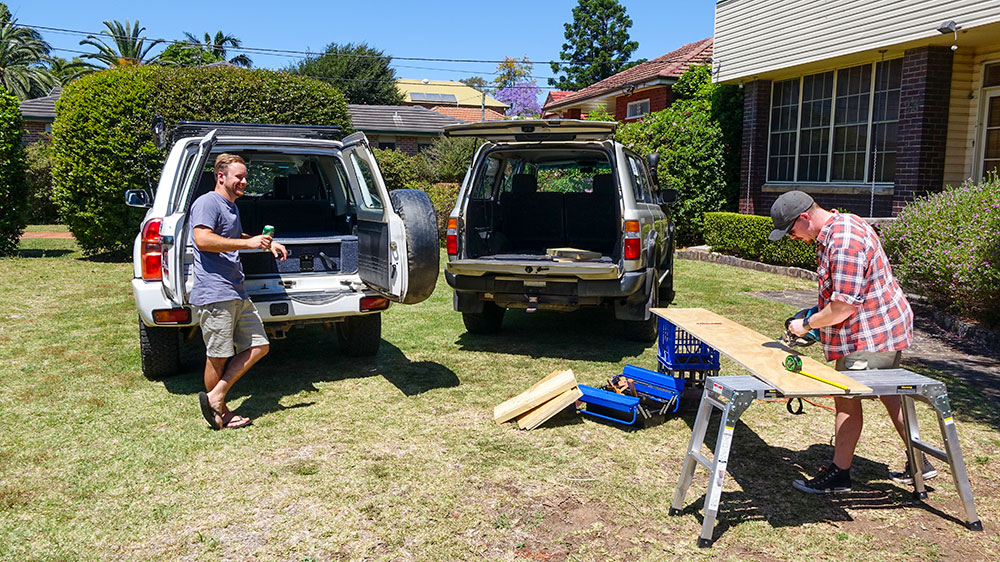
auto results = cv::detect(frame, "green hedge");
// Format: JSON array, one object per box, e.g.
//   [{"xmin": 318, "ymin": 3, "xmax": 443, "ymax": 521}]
[
  {"xmin": 372, "ymin": 147, "xmax": 419, "ymax": 191},
  {"xmin": 703, "ymin": 212, "xmax": 816, "ymax": 269},
  {"xmin": 50, "ymin": 66, "xmax": 351, "ymax": 255},
  {"xmin": 406, "ymin": 181, "xmax": 458, "ymax": 245},
  {"xmin": 24, "ymin": 140, "xmax": 59, "ymax": 224},
  {"xmin": 0, "ymin": 87, "xmax": 28, "ymax": 256},
  {"xmin": 881, "ymin": 175, "xmax": 1000, "ymax": 326}
]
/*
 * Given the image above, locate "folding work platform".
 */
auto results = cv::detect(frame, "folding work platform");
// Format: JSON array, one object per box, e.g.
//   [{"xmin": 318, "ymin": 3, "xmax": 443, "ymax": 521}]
[{"xmin": 670, "ymin": 370, "xmax": 982, "ymax": 548}]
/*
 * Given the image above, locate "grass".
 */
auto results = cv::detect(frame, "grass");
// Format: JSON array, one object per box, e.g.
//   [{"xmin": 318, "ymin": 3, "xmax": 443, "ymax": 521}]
[{"xmin": 1, "ymin": 239, "xmax": 998, "ymax": 560}]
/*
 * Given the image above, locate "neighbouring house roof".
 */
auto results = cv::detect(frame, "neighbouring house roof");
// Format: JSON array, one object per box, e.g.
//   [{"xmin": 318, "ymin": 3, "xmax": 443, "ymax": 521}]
[
  {"xmin": 396, "ymin": 79, "xmax": 508, "ymax": 109},
  {"xmin": 348, "ymin": 104, "xmax": 466, "ymax": 135},
  {"xmin": 431, "ymin": 106, "xmax": 507, "ymax": 122},
  {"xmin": 544, "ymin": 90, "xmax": 573, "ymax": 106},
  {"xmin": 543, "ymin": 38, "xmax": 713, "ymax": 112},
  {"xmin": 19, "ymin": 86, "xmax": 62, "ymax": 121}
]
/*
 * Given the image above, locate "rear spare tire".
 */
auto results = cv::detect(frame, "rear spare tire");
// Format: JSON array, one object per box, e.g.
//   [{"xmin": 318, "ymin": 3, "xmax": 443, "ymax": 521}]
[
  {"xmin": 388, "ymin": 189, "xmax": 439, "ymax": 305},
  {"xmin": 462, "ymin": 302, "xmax": 505, "ymax": 334},
  {"xmin": 337, "ymin": 313, "xmax": 382, "ymax": 357},
  {"xmin": 138, "ymin": 317, "xmax": 180, "ymax": 379}
]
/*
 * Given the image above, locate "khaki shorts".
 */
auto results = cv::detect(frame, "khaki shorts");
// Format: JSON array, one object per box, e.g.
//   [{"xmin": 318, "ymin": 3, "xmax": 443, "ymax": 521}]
[
  {"xmin": 195, "ymin": 299, "xmax": 269, "ymax": 358},
  {"xmin": 835, "ymin": 350, "xmax": 902, "ymax": 371}
]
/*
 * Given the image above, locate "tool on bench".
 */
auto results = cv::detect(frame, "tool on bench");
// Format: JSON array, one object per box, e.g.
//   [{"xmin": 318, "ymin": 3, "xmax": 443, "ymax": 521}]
[
  {"xmin": 780, "ymin": 306, "xmax": 820, "ymax": 348},
  {"xmin": 783, "ymin": 354, "xmax": 850, "ymax": 392}
]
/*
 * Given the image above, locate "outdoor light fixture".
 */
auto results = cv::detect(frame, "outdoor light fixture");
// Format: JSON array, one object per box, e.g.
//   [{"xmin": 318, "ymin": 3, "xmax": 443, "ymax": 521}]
[
  {"xmin": 623, "ymin": 84, "xmax": 636, "ymax": 96},
  {"xmin": 937, "ymin": 20, "xmax": 958, "ymax": 35}
]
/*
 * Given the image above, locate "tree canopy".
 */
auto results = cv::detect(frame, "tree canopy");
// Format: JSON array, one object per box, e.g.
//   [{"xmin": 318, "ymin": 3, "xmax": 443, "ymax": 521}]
[
  {"xmin": 181, "ymin": 31, "xmax": 252, "ymax": 67},
  {"xmin": 493, "ymin": 56, "xmax": 532, "ymax": 91},
  {"xmin": 288, "ymin": 42, "xmax": 403, "ymax": 106},
  {"xmin": 0, "ymin": 20, "xmax": 55, "ymax": 99},
  {"xmin": 80, "ymin": 19, "xmax": 163, "ymax": 67},
  {"xmin": 549, "ymin": 0, "xmax": 640, "ymax": 91}
]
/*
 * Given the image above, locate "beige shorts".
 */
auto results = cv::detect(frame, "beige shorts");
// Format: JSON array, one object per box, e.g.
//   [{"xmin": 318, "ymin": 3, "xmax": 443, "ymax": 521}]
[
  {"xmin": 195, "ymin": 299, "xmax": 269, "ymax": 358},
  {"xmin": 835, "ymin": 350, "xmax": 902, "ymax": 371}
]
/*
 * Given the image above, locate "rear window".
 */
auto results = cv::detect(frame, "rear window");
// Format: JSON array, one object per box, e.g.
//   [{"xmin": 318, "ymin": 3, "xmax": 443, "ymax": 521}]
[{"xmin": 470, "ymin": 148, "xmax": 613, "ymax": 199}]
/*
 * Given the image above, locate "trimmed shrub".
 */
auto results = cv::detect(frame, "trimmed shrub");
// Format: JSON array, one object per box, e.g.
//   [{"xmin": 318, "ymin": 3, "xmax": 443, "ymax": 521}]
[
  {"xmin": 615, "ymin": 65, "xmax": 742, "ymax": 246},
  {"xmin": 24, "ymin": 140, "xmax": 60, "ymax": 224},
  {"xmin": 0, "ymin": 87, "xmax": 28, "ymax": 256},
  {"xmin": 372, "ymin": 147, "xmax": 418, "ymax": 191},
  {"xmin": 51, "ymin": 65, "xmax": 351, "ymax": 255},
  {"xmin": 703, "ymin": 212, "xmax": 816, "ymax": 269},
  {"xmin": 420, "ymin": 136, "xmax": 476, "ymax": 183},
  {"xmin": 407, "ymin": 181, "xmax": 458, "ymax": 244},
  {"xmin": 881, "ymin": 176, "xmax": 1000, "ymax": 326}
]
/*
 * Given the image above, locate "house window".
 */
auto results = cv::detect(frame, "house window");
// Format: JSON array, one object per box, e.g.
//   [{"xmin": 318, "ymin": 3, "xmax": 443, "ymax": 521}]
[
  {"xmin": 45, "ymin": 124, "xmax": 53, "ymax": 134},
  {"xmin": 378, "ymin": 142, "xmax": 396, "ymax": 151},
  {"xmin": 417, "ymin": 144, "xmax": 431, "ymax": 153},
  {"xmin": 626, "ymin": 99, "xmax": 650, "ymax": 119},
  {"xmin": 767, "ymin": 59, "xmax": 901, "ymax": 184}
]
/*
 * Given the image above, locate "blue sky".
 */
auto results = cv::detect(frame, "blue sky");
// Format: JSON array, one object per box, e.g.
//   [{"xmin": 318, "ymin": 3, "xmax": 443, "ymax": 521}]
[{"xmin": 10, "ymin": 1, "xmax": 715, "ymax": 92}]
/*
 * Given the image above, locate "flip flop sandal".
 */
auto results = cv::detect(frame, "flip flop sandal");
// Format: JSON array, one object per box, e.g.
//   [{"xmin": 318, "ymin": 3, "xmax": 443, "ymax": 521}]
[{"xmin": 198, "ymin": 392, "xmax": 223, "ymax": 430}]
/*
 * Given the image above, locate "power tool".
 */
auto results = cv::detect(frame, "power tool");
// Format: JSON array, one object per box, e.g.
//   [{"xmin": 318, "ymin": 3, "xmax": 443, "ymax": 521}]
[{"xmin": 780, "ymin": 306, "xmax": 820, "ymax": 348}]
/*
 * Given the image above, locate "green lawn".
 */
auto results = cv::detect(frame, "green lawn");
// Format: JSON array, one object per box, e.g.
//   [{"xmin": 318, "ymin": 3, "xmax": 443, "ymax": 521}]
[{"xmin": 1, "ymin": 240, "xmax": 997, "ymax": 561}]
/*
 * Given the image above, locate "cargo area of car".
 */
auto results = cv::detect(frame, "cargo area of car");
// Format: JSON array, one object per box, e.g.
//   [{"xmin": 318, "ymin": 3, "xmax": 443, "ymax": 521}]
[{"xmin": 460, "ymin": 148, "xmax": 621, "ymax": 262}]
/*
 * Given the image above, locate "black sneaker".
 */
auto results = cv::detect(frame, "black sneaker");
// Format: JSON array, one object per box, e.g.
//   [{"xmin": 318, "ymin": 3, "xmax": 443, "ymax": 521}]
[
  {"xmin": 792, "ymin": 463, "xmax": 852, "ymax": 494},
  {"xmin": 890, "ymin": 458, "xmax": 938, "ymax": 484}
]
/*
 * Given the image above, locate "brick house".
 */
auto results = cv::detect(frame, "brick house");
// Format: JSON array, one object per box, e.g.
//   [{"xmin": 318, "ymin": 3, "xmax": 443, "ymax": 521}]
[
  {"xmin": 430, "ymin": 106, "xmax": 506, "ymax": 123},
  {"xmin": 714, "ymin": 0, "xmax": 1000, "ymax": 217},
  {"xmin": 347, "ymin": 104, "xmax": 465, "ymax": 155},
  {"xmin": 541, "ymin": 38, "xmax": 713, "ymax": 121},
  {"xmin": 18, "ymin": 86, "xmax": 60, "ymax": 144},
  {"xmin": 396, "ymin": 78, "xmax": 508, "ymax": 117}
]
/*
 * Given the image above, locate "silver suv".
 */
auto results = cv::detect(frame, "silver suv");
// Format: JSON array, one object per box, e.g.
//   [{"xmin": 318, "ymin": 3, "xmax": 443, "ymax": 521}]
[
  {"xmin": 443, "ymin": 120, "xmax": 676, "ymax": 341},
  {"xmin": 126, "ymin": 122, "xmax": 438, "ymax": 378}
]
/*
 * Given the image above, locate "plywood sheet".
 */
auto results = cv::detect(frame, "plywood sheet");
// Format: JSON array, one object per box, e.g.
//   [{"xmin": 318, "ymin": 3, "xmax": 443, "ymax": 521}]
[
  {"xmin": 516, "ymin": 387, "xmax": 584, "ymax": 430},
  {"xmin": 651, "ymin": 308, "xmax": 870, "ymax": 396},
  {"xmin": 493, "ymin": 369, "xmax": 578, "ymax": 423}
]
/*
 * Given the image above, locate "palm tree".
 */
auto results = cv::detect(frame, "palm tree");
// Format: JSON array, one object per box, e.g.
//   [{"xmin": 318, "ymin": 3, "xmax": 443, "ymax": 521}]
[
  {"xmin": 47, "ymin": 56, "xmax": 96, "ymax": 84},
  {"xmin": 183, "ymin": 30, "xmax": 252, "ymax": 67},
  {"xmin": 0, "ymin": 21, "xmax": 56, "ymax": 100},
  {"xmin": 80, "ymin": 19, "xmax": 163, "ymax": 67}
]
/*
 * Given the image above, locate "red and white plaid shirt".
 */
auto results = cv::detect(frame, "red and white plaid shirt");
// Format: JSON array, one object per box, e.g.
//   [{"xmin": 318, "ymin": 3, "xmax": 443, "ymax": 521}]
[{"xmin": 815, "ymin": 212, "xmax": 913, "ymax": 361}]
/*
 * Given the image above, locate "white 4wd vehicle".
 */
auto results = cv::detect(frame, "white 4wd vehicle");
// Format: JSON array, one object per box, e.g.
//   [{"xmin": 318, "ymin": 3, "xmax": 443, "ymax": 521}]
[
  {"xmin": 127, "ymin": 122, "xmax": 438, "ymax": 378},
  {"xmin": 443, "ymin": 120, "xmax": 676, "ymax": 342}
]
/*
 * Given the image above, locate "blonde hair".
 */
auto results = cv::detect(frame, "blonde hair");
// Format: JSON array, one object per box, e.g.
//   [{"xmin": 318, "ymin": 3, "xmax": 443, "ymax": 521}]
[{"xmin": 214, "ymin": 153, "xmax": 246, "ymax": 178}]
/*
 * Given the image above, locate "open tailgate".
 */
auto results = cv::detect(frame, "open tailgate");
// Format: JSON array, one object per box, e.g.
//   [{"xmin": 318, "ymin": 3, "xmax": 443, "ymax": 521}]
[{"xmin": 444, "ymin": 119, "xmax": 616, "ymax": 142}]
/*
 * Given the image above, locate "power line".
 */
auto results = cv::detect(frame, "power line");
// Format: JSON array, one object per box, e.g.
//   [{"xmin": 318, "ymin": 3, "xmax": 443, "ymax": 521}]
[{"xmin": 20, "ymin": 21, "xmax": 709, "ymax": 69}]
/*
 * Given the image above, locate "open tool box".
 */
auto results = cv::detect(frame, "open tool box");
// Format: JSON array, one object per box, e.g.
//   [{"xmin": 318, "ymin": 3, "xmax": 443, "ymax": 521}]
[{"xmin": 576, "ymin": 365, "xmax": 686, "ymax": 427}]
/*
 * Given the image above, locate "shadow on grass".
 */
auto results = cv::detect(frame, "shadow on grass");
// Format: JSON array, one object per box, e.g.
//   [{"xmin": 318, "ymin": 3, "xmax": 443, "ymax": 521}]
[
  {"xmin": 668, "ymin": 409, "xmax": 972, "ymax": 544},
  {"xmin": 455, "ymin": 307, "xmax": 650, "ymax": 361},
  {"xmin": 14, "ymin": 249, "xmax": 76, "ymax": 258},
  {"xmin": 159, "ymin": 323, "xmax": 459, "ymax": 419}
]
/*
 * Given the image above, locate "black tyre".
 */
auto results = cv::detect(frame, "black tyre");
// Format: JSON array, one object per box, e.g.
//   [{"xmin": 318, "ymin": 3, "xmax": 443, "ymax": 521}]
[
  {"xmin": 388, "ymin": 189, "xmax": 439, "ymax": 305},
  {"xmin": 138, "ymin": 317, "xmax": 180, "ymax": 379},
  {"xmin": 337, "ymin": 313, "xmax": 382, "ymax": 357},
  {"xmin": 462, "ymin": 302, "xmax": 505, "ymax": 334}
]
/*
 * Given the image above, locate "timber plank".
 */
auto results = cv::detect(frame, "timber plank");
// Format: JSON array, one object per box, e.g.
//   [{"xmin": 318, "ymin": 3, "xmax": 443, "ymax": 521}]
[
  {"xmin": 494, "ymin": 369, "xmax": 578, "ymax": 423},
  {"xmin": 651, "ymin": 308, "xmax": 870, "ymax": 396},
  {"xmin": 516, "ymin": 387, "xmax": 584, "ymax": 430}
]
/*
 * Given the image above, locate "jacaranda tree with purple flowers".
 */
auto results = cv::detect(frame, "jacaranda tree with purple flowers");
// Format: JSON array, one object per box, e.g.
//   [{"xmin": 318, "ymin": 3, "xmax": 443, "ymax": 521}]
[{"xmin": 494, "ymin": 81, "xmax": 541, "ymax": 118}]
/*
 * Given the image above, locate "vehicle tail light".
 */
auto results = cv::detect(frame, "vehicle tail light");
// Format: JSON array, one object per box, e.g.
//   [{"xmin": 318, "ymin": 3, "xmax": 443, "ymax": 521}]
[
  {"xmin": 624, "ymin": 220, "xmax": 641, "ymax": 260},
  {"xmin": 446, "ymin": 217, "xmax": 459, "ymax": 256},
  {"xmin": 360, "ymin": 296, "xmax": 390, "ymax": 311},
  {"xmin": 141, "ymin": 218, "xmax": 163, "ymax": 280},
  {"xmin": 152, "ymin": 308, "xmax": 190, "ymax": 324}
]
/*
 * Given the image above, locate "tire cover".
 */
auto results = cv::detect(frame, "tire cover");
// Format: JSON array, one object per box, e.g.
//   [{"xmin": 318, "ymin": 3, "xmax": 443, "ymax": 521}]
[{"xmin": 388, "ymin": 189, "xmax": 439, "ymax": 304}]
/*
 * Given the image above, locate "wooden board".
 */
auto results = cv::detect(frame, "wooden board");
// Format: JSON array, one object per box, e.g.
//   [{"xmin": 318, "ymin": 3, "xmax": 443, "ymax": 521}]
[
  {"xmin": 516, "ymin": 387, "xmax": 584, "ymax": 430},
  {"xmin": 493, "ymin": 369, "xmax": 578, "ymax": 424},
  {"xmin": 651, "ymin": 308, "xmax": 871, "ymax": 396},
  {"xmin": 546, "ymin": 247, "xmax": 601, "ymax": 261}
]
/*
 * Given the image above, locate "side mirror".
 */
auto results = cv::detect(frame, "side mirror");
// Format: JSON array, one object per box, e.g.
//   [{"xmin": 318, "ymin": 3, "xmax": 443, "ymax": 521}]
[
  {"xmin": 646, "ymin": 152, "xmax": 660, "ymax": 185},
  {"xmin": 125, "ymin": 189, "xmax": 152, "ymax": 208},
  {"xmin": 658, "ymin": 189, "xmax": 678, "ymax": 206}
]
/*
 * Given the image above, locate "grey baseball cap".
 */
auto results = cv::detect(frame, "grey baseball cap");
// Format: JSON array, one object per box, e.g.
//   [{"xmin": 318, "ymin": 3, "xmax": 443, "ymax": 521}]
[{"xmin": 768, "ymin": 191, "xmax": 815, "ymax": 241}]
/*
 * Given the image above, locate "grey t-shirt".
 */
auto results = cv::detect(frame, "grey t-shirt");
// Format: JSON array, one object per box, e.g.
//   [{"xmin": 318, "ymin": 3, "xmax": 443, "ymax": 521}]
[{"xmin": 189, "ymin": 191, "xmax": 249, "ymax": 306}]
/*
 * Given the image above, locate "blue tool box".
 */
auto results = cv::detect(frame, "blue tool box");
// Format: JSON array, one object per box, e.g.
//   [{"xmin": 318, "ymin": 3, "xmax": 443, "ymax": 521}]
[
  {"xmin": 576, "ymin": 364, "xmax": 686, "ymax": 426},
  {"xmin": 656, "ymin": 317, "xmax": 720, "ymax": 390}
]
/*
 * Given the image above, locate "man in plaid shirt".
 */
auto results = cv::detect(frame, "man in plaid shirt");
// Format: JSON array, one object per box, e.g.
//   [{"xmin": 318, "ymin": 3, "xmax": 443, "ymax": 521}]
[{"xmin": 769, "ymin": 191, "xmax": 932, "ymax": 494}]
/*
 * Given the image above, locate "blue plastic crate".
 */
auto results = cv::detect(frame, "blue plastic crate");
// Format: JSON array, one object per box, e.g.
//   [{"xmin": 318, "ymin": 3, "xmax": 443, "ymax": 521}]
[{"xmin": 656, "ymin": 317, "xmax": 720, "ymax": 384}]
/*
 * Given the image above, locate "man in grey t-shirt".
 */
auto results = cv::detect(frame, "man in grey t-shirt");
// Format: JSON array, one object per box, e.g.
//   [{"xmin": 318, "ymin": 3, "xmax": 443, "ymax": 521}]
[{"xmin": 192, "ymin": 153, "xmax": 287, "ymax": 430}]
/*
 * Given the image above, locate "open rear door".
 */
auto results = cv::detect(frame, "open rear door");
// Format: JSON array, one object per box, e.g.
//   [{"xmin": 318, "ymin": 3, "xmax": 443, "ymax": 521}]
[
  {"xmin": 341, "ymin": 132, "xmax": 408, "ymax": 302},
  {"xmin": 159, "ymin": 130, "xmax": 217, "ymax": 305},
  {"xmin": 444, "ymin": 119, "xmax": 616, "ymax": 142}
]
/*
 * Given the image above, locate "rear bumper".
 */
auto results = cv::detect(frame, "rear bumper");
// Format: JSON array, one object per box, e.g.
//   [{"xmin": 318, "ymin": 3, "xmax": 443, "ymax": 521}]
[
  {"xmin": 131, "ymin": 278, "xmax": 383, "ymax": 327},
  {"xmin": 445, "ymin": 270, "xmax": 645, "ymax": 298}
]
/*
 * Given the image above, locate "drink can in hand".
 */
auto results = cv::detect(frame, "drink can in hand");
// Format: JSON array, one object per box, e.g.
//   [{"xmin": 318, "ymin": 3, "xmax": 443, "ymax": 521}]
[{"xmin": 262, "ymin": 225, "xmax": 275, "ymax": 237}]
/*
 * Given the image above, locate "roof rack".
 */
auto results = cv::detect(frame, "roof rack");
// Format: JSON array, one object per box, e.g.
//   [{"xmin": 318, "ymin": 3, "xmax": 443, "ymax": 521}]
[{"xmin": 168, "ymin": 121, "xmax": 343, "ymax": 144}]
